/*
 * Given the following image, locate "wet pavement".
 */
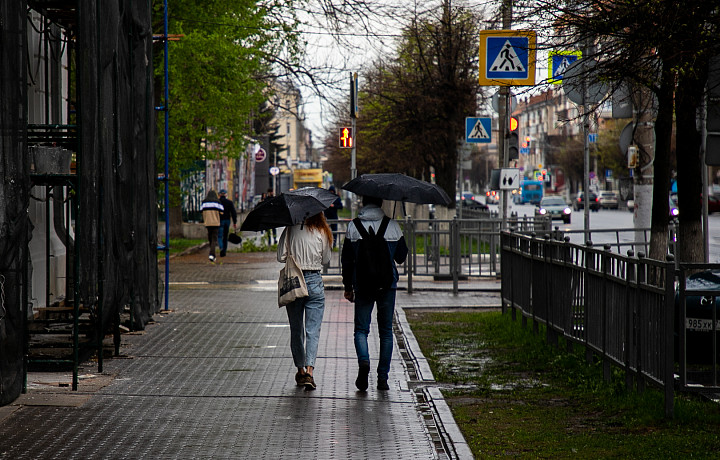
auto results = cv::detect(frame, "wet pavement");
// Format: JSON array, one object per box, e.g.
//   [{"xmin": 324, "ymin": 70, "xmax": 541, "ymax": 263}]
[{"xmin": 0, "ymin": 250, "xmax": 499, "ymax": 459}]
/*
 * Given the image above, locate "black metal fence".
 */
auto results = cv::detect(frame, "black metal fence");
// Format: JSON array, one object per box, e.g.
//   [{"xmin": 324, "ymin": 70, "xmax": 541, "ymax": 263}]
[{"xmin": 500, "ymin": 231, "xmax": 720, "ymax": 418}]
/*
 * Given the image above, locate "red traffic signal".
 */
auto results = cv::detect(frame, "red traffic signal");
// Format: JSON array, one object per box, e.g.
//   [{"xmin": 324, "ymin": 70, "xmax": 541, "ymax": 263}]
[
  {"xmin": 339, "ymin": 127, "xmax": 354, "ymax": 148},
  {"xmin": 509, "ymin": 117, "xmax": 518, "ymax": 131}
]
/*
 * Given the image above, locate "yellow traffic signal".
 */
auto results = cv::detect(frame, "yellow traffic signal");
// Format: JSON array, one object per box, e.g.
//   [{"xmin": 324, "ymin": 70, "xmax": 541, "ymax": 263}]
[{"xmin": 339, "ymin": 127, "xmax": 353, "ymax": 148}]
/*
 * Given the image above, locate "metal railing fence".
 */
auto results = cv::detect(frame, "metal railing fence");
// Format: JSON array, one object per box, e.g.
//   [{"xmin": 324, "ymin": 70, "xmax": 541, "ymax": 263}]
[
  {"xmin": 501, "ymin": 231, "xmax": 677, "ymax": 417},
  {"xmin": 323, "ymin": 214, "xmax": 550, "ymax": 287}
]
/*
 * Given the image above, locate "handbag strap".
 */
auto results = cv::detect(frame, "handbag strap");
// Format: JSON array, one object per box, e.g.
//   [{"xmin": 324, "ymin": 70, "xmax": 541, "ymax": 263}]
[{"xmin": 284, "ymin": 226, "xmax": 292, "ymax": 258}]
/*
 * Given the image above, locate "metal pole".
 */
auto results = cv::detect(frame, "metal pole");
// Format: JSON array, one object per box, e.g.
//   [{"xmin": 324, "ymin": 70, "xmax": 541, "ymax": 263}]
[
  {"xmin": 350, "ymin": 72, "xmax": 358, "ymax": 218},
  {"xmin": 582, "ymin": 44, "xmax": 591, "ymax": 243},
  {"xmin": 499, "ymin": 0, "xmax": 512, "ymax": 230},
  {"xmin": 163, "ymin": 0, "xmax": 170, "ymax": 310},
  {"xmin": 702, "ymin": 92, "xmax": 709, "ymax": 262}
]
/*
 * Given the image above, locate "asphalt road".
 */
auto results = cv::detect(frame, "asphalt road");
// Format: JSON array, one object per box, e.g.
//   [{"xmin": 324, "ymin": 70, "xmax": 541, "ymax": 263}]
[{"xmin": 491, "ymin": 201, "xmax": 720, "ymax": 262}]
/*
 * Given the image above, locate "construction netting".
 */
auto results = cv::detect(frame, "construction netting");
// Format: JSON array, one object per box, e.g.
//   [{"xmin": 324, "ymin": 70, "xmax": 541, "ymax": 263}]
[
  {"xmin": 75, "ymin": 0, "xmax": 158, "ymax": 331},
  {"xmin": 0, "ymin": 0, "xmax": 31, "ymax": 407},
  {"xmin": 0, "ymin": 0, "xmax": 159, "ymax": 405}
]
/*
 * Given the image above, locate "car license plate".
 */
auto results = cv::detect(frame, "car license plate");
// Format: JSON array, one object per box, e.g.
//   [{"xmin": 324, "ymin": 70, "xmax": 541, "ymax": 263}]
[{"xmin": 686, "ymin": 317, "xmax": 720, "ymax": 332}]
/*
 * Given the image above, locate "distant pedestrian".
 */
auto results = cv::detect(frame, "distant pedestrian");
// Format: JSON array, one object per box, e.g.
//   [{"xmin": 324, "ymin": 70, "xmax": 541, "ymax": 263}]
[
  {"xmin": 217, "ymin": 189, "xmax": 237, "ymax": 257},
  {"xmin": 263, "ymin": 190, "xmax": 277, "ymax": 245},
  {"xmin": 322, "ymin": 185, "xmax": 344, "ymax": 246},
  {"xmin": 201, "ymin": 190, "xmax": 224, "ymax": 262},
  {"xmin": 341, "ymin": 195, "xmax": 408, "ymax": 391},
  {"xmin": 277, "ymin": 212, "xmax": 333, "ymax": 391}
]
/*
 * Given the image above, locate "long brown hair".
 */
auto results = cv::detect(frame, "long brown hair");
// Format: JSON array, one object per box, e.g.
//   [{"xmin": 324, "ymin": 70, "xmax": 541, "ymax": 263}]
[{"xmin": 304, "ymin": 213, "xmax": 333, "ymax": 244}]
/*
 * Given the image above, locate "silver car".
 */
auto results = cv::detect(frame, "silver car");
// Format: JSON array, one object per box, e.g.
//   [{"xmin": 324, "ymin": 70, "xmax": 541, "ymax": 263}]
[
  {"xmin": 535, "ymin": 196, "xmax": 572, "ymax": 224},
  {"xmin": 598, "ymin": 191, "xmax": 619, "ymax": 209}
]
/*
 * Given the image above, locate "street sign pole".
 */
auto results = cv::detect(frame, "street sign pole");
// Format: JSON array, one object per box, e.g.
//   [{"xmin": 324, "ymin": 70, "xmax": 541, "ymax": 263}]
[
  {"xmin": 499, "ymin": 0, "xmax": 512, "ymax": 230},
  {"xmin": 582, "ymin": 43, "xmax": 592, "ymax": 243},
  {"xmin": 350, "ymin": 72, "xmax": 358, "ymax": 218}
]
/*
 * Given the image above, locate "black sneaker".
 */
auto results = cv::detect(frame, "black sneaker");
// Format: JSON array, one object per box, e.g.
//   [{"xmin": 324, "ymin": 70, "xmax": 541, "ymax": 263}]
[
  {"xmin": 377, "ymin": 378, "xmax": 390, "ymax": 391},
  {"xmin": 304, "ymin": 375, "xmax": 316, "ymax": 391},
  {"xmin": 355, "ymin": 361, "xmax": 370, "ymax": 391},
  {"xmin": 295, "ymin": 372, "xmax": 308, "ymax": 387}
]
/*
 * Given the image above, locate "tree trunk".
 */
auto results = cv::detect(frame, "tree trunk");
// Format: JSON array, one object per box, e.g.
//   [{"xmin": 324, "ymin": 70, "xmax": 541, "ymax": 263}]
[
  {"xmin": 675, "ymin": 70, "xmax": 706, "ymax": 263},
  {"xmin": 649, "ymin": 67, "xmax": 675, "ymax": 261},
  {"xmin": 169, "ymin": 205, "xmax": 184, "ymax": 239}
]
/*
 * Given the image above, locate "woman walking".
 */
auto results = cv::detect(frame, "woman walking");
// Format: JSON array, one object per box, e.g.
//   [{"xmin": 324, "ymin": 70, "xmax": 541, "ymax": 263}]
[
  {"xmin": 277, "ymin": 212, "xmax": 332, "ymax": 390},
  {"xmin": 201, "ymin": 190, "xmax": 224, "ymax": 262}
]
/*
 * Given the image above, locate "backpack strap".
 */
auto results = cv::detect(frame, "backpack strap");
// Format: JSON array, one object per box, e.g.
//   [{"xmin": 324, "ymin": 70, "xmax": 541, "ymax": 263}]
[
  {"xmin": 353, "ymin": 217, "xmax": 369, "ymax": 239},
  {"xmin": 353, "ymin": 216, "xmax": 390, "ymax": 239},
  {"xmin": 376, "ymin": 216, "xmax": 390, "ymax": 238}
]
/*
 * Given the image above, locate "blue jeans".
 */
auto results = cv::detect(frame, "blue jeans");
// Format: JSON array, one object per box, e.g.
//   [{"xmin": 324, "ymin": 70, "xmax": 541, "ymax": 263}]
[
  {"xmin": 285, "ymin": 271, "xmax": 325, "ymax": 369},
  {"xmin": 218, "ymin": 219, "xmax": 231, "ymax": 253},
  {"xmin": 354, "ymin": 289, "xmax": 396, "ymax": 380}
]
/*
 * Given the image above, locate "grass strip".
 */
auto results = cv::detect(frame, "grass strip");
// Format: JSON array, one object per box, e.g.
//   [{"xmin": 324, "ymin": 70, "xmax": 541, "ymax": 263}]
[{"xmin": 405, "ymin": 310, "xmax": 720, "ymax": 459}]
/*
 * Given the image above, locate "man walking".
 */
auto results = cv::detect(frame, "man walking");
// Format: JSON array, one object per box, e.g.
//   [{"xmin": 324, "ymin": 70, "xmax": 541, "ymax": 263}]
[
  {"xmin": 217, "ymin": 189, "xmax": 237, "ymax": 257},
  {"xmin": 341, "ymin": 195, "xmax": 408, "ymax": 391}
]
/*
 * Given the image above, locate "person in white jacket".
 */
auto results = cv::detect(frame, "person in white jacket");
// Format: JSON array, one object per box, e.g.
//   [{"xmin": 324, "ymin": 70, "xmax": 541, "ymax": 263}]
[{"xmin": 277, "ymin": 212, "xmax": 332, "ymax": 390}]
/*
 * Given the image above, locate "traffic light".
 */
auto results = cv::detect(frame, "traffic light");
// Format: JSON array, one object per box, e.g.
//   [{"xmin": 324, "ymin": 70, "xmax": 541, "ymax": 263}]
[
  {"xmin": 509, "ymin": 117, "xmax": 518, "ymax": 132},
  {"xmin": 339, "ymin": 127, "xmax": 353, "ymax": 148},
  {"xmin": 525, "ymin": 136, "xmax": 531, "ymax": 150},
  {"xmin": 508, "ymin": 131, "xmax": 519, "ymax": 160}
]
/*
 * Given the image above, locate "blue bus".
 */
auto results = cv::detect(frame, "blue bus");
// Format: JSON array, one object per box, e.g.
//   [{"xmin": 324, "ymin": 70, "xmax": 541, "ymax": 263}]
[{"xmin": 514, "ymin": 180, "xmax": 543, "ymax": 204}]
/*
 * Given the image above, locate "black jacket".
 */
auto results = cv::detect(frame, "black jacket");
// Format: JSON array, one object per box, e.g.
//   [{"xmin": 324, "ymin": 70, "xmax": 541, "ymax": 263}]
[{"xmin": 219, "ymin": 196, "xmax": 237, "ymax": 224}]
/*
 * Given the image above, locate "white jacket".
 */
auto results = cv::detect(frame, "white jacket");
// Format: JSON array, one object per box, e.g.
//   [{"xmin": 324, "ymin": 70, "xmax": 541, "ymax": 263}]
[{"xmin": 277, "ymin": 224, "xmax": 331, "ymax": 271}]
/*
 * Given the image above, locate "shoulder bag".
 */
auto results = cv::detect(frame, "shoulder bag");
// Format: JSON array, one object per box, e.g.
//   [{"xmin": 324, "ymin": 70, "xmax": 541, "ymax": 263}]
[{"xmin": 278, "ymin": 227, "xmax": 308, "ymax": 307}]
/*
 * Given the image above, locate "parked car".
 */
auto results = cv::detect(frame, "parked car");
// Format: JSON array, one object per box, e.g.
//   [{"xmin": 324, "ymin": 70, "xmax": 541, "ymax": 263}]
[
  {"xmin": 535, "ymin": 195, "xmax": 572, "ymax": 224},
  {"xmin": 573, "ymin": 191, "xmax": 600, "ymax": 211},
  {"xmin": 485, "ymin": 190, "xmax": 499, "ymax": 205},
  {"xmin": 460, "ymin": 192, "xmax": 488, "ymax": 210},
  {"xmin": 709, "ymin": 195, "xmax": 720, "ymax": 214},
  {"xmin": 597, "ymin": 191, "xmax": 619, "ymax": 209}
]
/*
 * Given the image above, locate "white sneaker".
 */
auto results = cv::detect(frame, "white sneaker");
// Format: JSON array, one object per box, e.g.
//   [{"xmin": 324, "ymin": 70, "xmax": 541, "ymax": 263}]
[{"xmin": 209, "ymin": 255, "xmax": 216, "ymax": 262}]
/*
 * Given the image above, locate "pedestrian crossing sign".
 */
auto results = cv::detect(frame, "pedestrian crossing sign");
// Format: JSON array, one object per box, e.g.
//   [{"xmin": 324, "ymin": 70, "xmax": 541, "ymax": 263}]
[
  {"xmin": 479, "ymin": 30, "xmax": 536, "ymax": 86},
  {"xmin": 466, "ymin": 117, "xmax": 492, "ymax": 143},
  {"xmin": 548, "ymin": 50, "xmax": 582, "ymax": 84}
]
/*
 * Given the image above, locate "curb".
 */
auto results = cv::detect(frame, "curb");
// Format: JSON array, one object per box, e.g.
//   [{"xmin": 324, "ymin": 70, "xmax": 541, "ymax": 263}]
[{"xmin": 395, "ymin": 306, "xmax": 474, "ymax": 460}]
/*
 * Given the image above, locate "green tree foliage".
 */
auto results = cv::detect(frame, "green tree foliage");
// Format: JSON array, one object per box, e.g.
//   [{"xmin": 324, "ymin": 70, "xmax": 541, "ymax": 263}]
[{"xmin": 152, "ymin": 0, "xmax": 302, "ymax": 233}]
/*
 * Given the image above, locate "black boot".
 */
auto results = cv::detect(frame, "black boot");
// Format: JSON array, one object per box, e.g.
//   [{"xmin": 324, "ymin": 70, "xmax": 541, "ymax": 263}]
[{"xmin": 355, "ymin": 361, "xmax": 370, "ymax": 391}]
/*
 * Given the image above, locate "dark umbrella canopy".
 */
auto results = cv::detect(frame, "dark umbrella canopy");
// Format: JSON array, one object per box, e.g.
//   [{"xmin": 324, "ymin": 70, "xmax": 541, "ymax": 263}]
[
  {"xmin": 240, "ymin": 187, "xmax": 337, "ymax": 231},
  {"xmin": 342, "ymin": 173, "xmax": 451, "ymax": 206}
]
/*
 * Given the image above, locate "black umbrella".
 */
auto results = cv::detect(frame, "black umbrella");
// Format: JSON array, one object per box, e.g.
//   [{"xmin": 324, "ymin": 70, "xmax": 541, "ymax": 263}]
[
  {"xmin": 240, "ymin": 187, "xmax": 337, "ymax": 231},
  {"xmin": 342, "ymin": 173, "xmax": 452, "ymax": 206}
]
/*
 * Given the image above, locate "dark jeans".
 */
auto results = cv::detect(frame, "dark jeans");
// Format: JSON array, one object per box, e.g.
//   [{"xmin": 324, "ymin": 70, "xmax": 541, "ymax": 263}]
[
  {"xmin": 218, "ymin": 219, "xmax": 231, "ymax": 254},
  {"xmin": 353, "ymin": 288, "xmax": 396, "ymax": 380}
]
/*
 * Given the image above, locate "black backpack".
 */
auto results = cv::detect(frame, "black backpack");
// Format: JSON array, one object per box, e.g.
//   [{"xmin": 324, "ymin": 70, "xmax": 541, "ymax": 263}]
[{"xmin": 353, "ymin": 216, "xmax": 394, "ymax": 293}]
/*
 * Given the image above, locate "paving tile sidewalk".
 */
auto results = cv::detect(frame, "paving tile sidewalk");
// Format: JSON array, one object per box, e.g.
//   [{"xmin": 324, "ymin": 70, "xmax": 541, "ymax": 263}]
[{"xmin": 0, "ymin": 252, "xmax": 484, "ymax": 459}]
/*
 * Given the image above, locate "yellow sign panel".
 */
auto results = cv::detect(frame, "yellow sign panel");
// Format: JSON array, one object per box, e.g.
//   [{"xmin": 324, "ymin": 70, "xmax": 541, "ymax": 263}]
[
  {"xmin": 478, "ymin": 30, "xmax": 537, "ymax": 86},
  {"xmin": 293, "ymin": 168, "xmax": 323, "ymax": 188}
]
